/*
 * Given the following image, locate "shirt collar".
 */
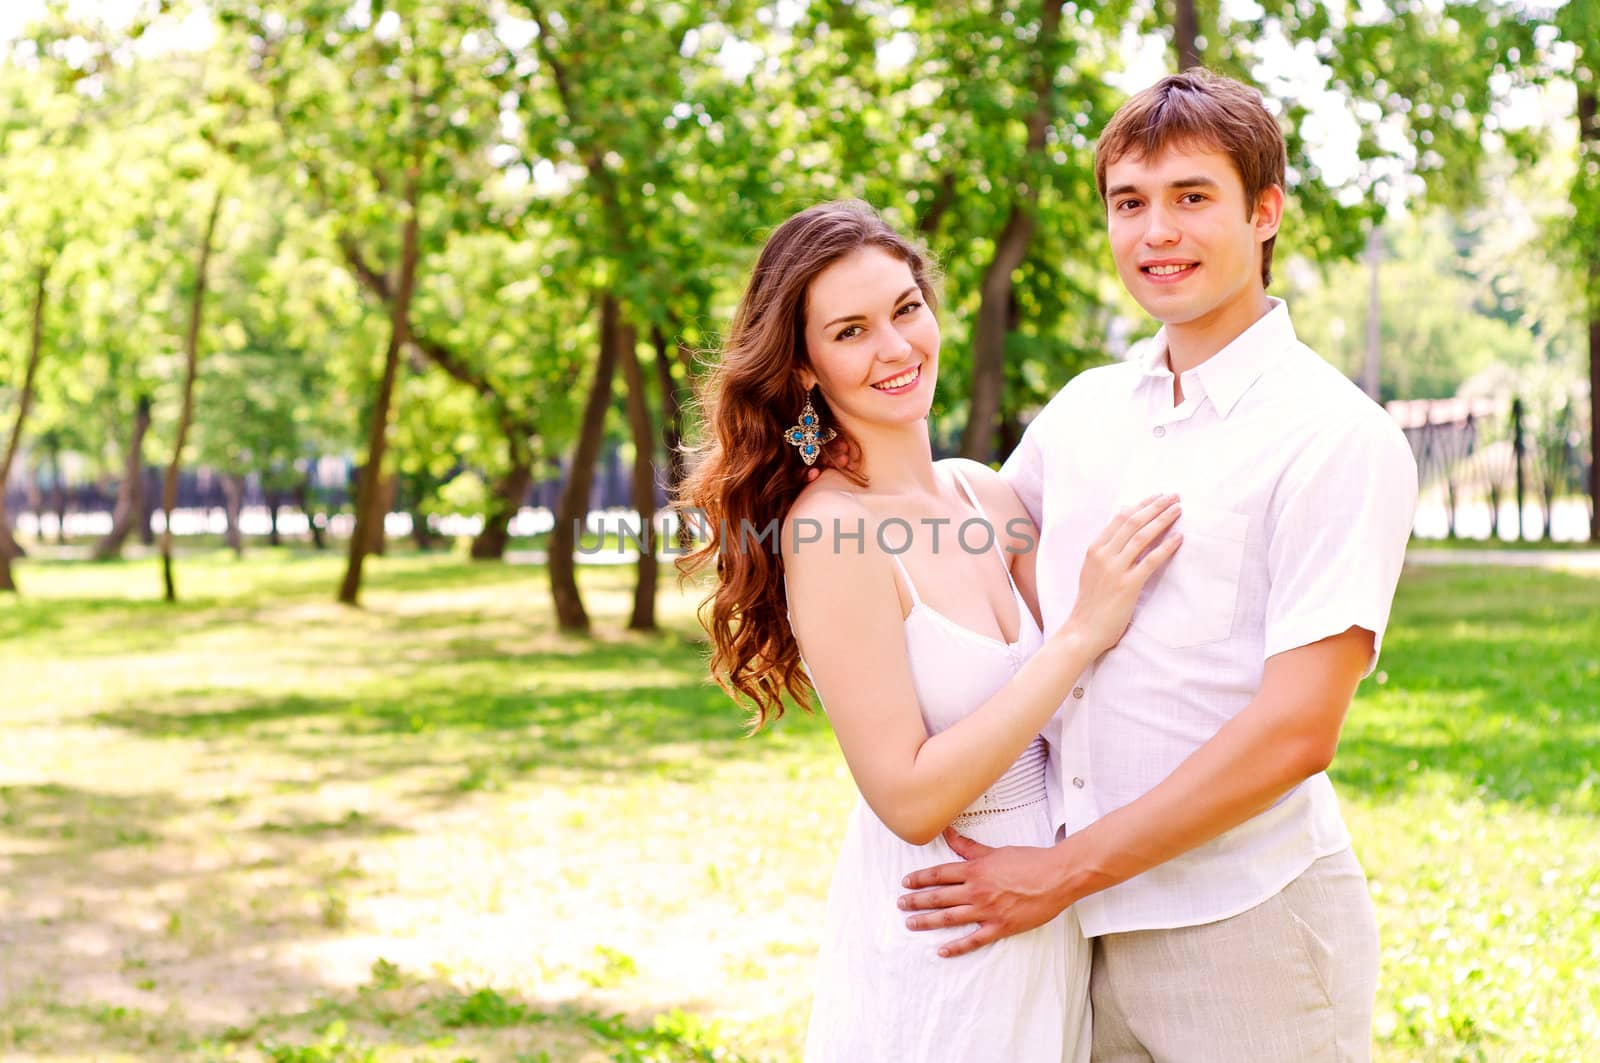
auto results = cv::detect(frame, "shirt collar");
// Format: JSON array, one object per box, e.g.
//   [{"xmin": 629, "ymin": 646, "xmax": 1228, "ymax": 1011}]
[{"xmin": 1135, "ymin": 297, "xmax": 1295, "ymax": 418}]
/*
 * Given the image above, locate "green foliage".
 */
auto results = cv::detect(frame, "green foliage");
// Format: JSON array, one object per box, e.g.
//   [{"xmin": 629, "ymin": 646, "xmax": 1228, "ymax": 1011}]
[
  {"xmin": 431, "ymin": 988, "xmax": 533, "ymax": 1029},
  {"xmin": 1, "ymin": 0, "xmax": 1595, "ymax": 564},
  {"xmin": 580, "ymin": 945, "xmax": 641, "ymax": 989},
  {"xmin": 1288, "ymin": 211, "xmax": 1543, "ymax": 401},
  {"xmin": 259, "ymin": 1021, "xmax": 380, "ymax": 1063}
]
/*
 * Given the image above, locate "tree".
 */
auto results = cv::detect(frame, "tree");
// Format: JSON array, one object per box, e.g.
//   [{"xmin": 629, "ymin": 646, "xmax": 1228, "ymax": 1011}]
[
  {"xmin": 546, "ymin": 293, "xmax": 620, "ymax": 631},
  {"xmin": 0, "ymin": 49, "xmax": 100, "ymax": 590},
  {"xmin": 404, "ymin": 227, "xmax": 587, "ymax": 563},
  {"xmin": 191, "ymin": 188, "xmax": 347, "ymax": 553},
  {"xmin": 514, "ymin": 0, "xmax": 767, "ymax": 630},
  {"xmin": 1287, "ymin": 212, "xmax": 1545, "ymax": 402},
  {"xmin": 1174, "ymin": 0, "xmax": 1200, "ymax": 71},
  {"xmin": 1554, "ymin": 1, "xmax": 1599, "ymax": 538},
  {"xmin": 218, "ymin": 0, "xmax": 521, "ymax": 602},
  {"xmin": 0, "ymin": 258, "xmax": 51, "ymax": 592},
  {"xmin": 159, "ymin": 182, "xmax": 226, "ymax": 600}
]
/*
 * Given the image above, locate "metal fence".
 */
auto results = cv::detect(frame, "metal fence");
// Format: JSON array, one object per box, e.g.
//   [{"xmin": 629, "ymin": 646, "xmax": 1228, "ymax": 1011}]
[
  {"xmin": 6, "ymin": 404, "xmax": 1596, "ymax": 542},
  {"xmin": 1387, "ymin": 395, "xmax": 1594, "ymax": 541},
  {"xmin": 3, "ymin": 444, "xmax": 647, "ymax": 540}
]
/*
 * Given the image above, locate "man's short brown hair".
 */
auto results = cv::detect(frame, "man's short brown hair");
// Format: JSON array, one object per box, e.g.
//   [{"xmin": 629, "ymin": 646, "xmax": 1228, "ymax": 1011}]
[{"xmin": 1094, "ymin": 69, "xmax": 1288, "ymax": 287}]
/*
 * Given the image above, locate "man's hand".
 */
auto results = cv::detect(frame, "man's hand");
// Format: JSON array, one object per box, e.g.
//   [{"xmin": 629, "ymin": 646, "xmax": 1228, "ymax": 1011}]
[{"xmin": 898, "ymin": 828, "xmax": 1073, "ymax": 958}]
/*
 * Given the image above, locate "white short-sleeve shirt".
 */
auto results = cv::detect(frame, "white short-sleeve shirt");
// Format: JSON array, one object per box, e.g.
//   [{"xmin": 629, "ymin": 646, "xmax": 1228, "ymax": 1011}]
[{"xmin": 1002, "ymin": 298, "xmax": 1418, "ymax": 936}]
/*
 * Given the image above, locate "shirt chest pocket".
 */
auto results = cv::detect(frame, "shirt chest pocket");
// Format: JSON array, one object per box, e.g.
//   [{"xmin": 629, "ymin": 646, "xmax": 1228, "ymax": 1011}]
[{"xmin": 1129, "ymin": 504, "xmax": 1249, "ymax": 648}]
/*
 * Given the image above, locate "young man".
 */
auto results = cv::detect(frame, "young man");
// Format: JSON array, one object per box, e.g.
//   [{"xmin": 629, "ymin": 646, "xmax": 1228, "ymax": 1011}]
[{"xmin": 899, "ymin": 69, "xmax": 1418, "ymax": 1061}]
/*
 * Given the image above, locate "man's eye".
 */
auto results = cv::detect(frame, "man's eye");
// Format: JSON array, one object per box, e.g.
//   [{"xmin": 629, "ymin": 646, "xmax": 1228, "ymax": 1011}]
[
  {"xmin": 1182, "ymin": 193, "xmax": 1206, "ymax": 204},
  {"xmin": 1116, "ymin": 199, "xmax": 1141, "ymax": 211}
]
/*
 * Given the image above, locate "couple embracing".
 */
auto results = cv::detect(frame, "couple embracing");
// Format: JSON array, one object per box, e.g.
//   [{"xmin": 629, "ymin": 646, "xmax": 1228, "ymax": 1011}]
[{"xmin": 680, "ymin": 69, "xmax": 1417, "ymax": 1062}]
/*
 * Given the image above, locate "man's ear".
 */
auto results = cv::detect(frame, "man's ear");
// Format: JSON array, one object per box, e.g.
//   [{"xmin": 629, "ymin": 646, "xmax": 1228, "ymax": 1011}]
[{"xmin": 1253, "ymin": 184, "xmax": 1285, "ymax": 242}]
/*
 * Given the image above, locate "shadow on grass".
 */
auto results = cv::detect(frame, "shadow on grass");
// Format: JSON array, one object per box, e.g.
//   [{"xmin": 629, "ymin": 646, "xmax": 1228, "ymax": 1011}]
[
  {"xmin": 0, "ymin": 782, "xmax": 200, "ymax": 855},
  {"xmin": 89, "ymin": 679, "xmax": 814, "ymax": 784},
  {"xmin": 0, "ymin": 782, "xmax": 407, "ymax": 1057},
  {"xmin": 86, "ymin": 626, "xmax": 827, "ymax": 795},
  {"xmin": 0, "ymin": 841, "xmax": 749, "ymax": 1059},
  {"xmin": 0, "ymin": 781, "xmax": 406, "ymax": 871},
  {"xmin": 0, "ymin": 547, "xmax": 547, "ymax": 654}
]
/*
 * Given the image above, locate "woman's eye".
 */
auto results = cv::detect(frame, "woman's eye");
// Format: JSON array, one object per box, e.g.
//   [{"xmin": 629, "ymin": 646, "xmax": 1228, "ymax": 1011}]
[
  {"xmin": 835, "ymin": 325, "xmax": 862, "ymax": 341},
  {"xmin": 896, "ymin": 301, "xmax": 923, "ymax": 317}
]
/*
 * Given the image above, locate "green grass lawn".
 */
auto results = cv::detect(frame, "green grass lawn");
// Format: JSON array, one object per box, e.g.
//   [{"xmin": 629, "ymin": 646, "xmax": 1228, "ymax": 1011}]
[{"xmin": 1, "ymin": 545, "xmax": 1597, "ymax": 1061}]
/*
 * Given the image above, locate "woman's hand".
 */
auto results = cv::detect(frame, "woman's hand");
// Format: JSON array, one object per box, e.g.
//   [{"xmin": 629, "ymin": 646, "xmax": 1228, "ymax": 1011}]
[{"xmin": 1062, "ymin": 494, "xmax": 1182, "ymax": 655}]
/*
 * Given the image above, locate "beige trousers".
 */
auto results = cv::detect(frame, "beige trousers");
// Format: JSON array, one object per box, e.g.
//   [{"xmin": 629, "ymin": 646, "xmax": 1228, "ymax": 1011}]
[{"xmin": 1089, "ymin": 847, "xmax": 1380, "ymax": 1063}]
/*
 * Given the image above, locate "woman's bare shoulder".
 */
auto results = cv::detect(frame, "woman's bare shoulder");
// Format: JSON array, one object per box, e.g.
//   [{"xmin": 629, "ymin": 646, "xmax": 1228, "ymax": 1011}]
[
  {"xmin": 782, "ymin": 473, "xmax": 874, "ymax": 565},
  {"xmin": 936, "ymin": 457, "xmax": 1026, "ymax": 518}
]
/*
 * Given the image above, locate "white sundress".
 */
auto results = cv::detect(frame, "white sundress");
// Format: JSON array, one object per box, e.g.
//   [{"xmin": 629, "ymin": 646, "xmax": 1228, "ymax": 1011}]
[{"xmin": 799, "ymin": 468, "xmax": 1092, "ymax": 1063}]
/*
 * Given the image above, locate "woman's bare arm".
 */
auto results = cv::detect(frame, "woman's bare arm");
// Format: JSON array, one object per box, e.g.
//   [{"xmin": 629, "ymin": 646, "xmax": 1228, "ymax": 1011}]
[{"xmin": 783, "ymin": 489, "xmax": 1179, "ymax": 845}]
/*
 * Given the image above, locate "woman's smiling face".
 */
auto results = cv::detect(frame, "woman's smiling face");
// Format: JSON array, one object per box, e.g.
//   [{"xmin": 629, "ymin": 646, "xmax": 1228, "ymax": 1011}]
[{"xmin": 798, "ymin": 246, "xmax": 940, "ymax": 433}]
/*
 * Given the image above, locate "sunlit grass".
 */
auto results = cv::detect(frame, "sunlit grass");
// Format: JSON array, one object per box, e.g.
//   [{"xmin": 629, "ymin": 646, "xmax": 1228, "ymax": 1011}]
[{"xmin": 1, "ymin": 544, "xmax": 1596, "ymax": 1060}]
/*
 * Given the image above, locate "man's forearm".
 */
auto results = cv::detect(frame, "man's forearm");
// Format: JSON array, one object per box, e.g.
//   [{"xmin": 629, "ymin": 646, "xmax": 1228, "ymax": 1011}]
[
  {"xmin": 899, "ymin": 632, "xmax": 1372, "ymax": 955},
  {"xmin": 1047, "ymin": 689, "xmax": 1340, "ymax": 905}
]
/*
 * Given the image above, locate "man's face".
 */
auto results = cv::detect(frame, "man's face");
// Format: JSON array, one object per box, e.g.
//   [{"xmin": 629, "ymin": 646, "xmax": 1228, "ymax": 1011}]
[{"xmin": 1103, "ymin": 142, "xmax": 1281, "ymax": 328}]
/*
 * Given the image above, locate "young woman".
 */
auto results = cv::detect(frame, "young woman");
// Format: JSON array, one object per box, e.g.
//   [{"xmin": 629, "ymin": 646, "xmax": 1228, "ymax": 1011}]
[{"xmin": 678, "ymin": 200, "xmax": 1181, "ymax": 1062}]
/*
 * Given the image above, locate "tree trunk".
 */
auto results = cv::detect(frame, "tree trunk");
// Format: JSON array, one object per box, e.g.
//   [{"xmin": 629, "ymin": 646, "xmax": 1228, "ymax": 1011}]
[
  {"xmin": 339, "ymin": 173, "xmax": 421, "ymax": 606},
  {"xmin": 0, "ymin": 258, "xmax": 53, "ymax": 593},
  {"xmin": 345, "ymin": 251, "xmax": 543, "ymax": 559},
  {"xmin": 95, "ymin": 394, "xmax": 153, "ymax": 560},
  {"xmin": 160, "ymin": 187, "xmax": 225, "ymax": 603},
  {"xmin": 139, "ymin": 466, "xmax": 157, "ymax": 545},
  {"xmin": 410, "ymin": 505, "xmax": 435, "ymax": 550},
  {"xmin": 362, "ymin": 472, "xmax": 396, "ymax": 558},
  {"xmin": 655, "ymin": 330, "xmax": 698, "ymax": 550},
  {"xmin": 405, "ymin": 475, "xmax": 437, "ymax": 550},
  {"xmin": 549, "ymin": 292, "xmax": 623, "ymax": 632},
  {"xmin": 221, "ymin": 472, "xmax": 245, "ymax": 557},
  {"xmin": 1173, "ymin": 0, "xmax": 1201, "ymax": 71},
  {"xmin": 48, "ymin": 436, "xmax": 67, "ymax": 545},
  {"xmin": 917, "ymin": 171, "xmax": 958, "ymax": 240},
  {"xmin": 958, "ymin": 0, "xmax": 1062, "ymax": 463},
  {"xmin": 267, "ymin": 492, "xmax": 282, "ymax": 546},
  {"xmin": 1590, "ymin": 303, "xmax": 1599, "ymax": 543},
  {"xmin": 651, "ymin": 325, "xmax": 688, "ymax": 498},
  {"xmin": 962, "ymin": 208, "xmax": 1040, "ymax": 462},
  {"xmin": 1581, "ymin": 83, "xmax": 1599, "ymax": 543},
  {"xmin": 471, "ymin": 449, "xmax": 534, "ymax": 560},
  {"xmin": 296, "ymin": 474, "xmax": 327, "ymax": 550},
  {"xmin": 23, "ymin": 462, "xmax": 43, "ymax": 543},
  {"xmin": 619, "ymin": 319, "xmax": 657, "ymax": 631}
]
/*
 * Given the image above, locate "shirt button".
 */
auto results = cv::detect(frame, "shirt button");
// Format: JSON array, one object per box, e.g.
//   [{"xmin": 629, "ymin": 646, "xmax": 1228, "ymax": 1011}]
[
  {"xmin": 1072, "ymin": 777, "xmax": 1086, "ymax": 789},
  {"xmin": 1072, "ymin": 687, "xmax": 1084, "ymax": 699},
  {"xmin": 1153, "ymin": 426, "xmax": 1166, "ymax": 438}
]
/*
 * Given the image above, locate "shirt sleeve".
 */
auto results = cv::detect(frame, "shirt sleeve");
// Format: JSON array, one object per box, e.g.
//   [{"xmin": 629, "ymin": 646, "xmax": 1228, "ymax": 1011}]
[
  {"xmin": 1263, "ymin": 408, "xmax": 1418, "ymax": 673},
  {"xmin": 1000, "ymin": 405, "xmax": 1049, "ymax": 527}
]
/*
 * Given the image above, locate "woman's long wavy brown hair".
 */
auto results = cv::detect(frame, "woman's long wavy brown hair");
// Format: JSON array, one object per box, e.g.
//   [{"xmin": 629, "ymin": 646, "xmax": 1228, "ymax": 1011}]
[{"xmin": 676, "ymin": 200, "xmax": 940, "ymax": 729}]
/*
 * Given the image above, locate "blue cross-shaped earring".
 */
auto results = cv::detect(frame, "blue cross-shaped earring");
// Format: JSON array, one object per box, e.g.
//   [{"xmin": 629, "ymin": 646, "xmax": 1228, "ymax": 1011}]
[{"xmin": 784, "ymin": 392, "xmax": 837, "ymax": 467}]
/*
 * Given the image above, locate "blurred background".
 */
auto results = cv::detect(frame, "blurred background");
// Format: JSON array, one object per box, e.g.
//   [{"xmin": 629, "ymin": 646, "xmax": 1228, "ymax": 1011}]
[
  {"xmin": 0, "ymin": 0, "xmax": 1596, "ymax": 607},
  {"xmin": 1, "ymin": 2, "xmax": 1597, "ymax": 1062}
]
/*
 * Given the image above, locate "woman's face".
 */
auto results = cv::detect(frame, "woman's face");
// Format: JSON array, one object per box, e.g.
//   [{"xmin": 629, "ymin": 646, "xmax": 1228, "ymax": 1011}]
[{"xmin": 797, "ymin": 246, "xmax": 939, "ymax": 432}]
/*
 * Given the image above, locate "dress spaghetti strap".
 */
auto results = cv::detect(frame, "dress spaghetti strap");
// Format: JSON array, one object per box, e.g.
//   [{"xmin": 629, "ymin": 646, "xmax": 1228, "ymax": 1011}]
[
  {"xmin": 946, "ymin": 464, "xmax": 1024, "ymax": 598},
  {"xmin": 824, "ymin": 488, "xmax": 924, "ymax": 610},
  {"xmin": 886, "ymin": 551, "xmax": 923, "ymax": 608}
]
